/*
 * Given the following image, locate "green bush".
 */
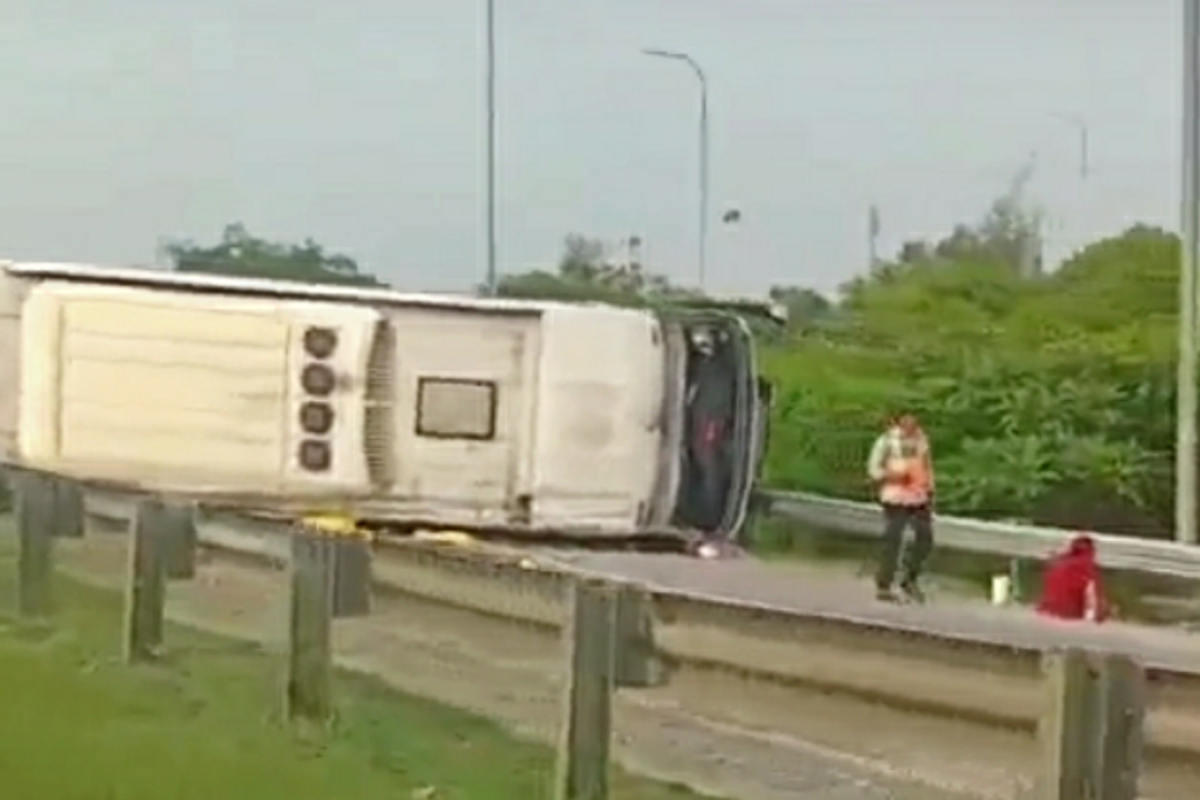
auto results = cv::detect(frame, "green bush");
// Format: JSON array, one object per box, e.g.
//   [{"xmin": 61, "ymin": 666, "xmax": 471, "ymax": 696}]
[{"xmin": 762, "ymin": 226, "xmax": 1181, "ymax": 538}]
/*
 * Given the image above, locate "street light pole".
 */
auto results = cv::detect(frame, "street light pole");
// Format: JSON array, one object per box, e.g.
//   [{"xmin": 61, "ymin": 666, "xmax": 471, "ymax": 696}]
[
  {"xmin": 643, "ymin": 48, "xmax": 709, "ymax": 290},
  {"xmin": 484, "ymin": 0, "xmax": 499, "ymax": 296},
  {"xmin": 1078, "ymin": 123, "xmax": 1089, "ymax": 181},
  {"xmin": 1053, "ymin": 114, "xmax": 1090, "ymax": 181},
  {"xmin": 1178, "ymin": 0, "xmax": 1200, "ymax": 544}
]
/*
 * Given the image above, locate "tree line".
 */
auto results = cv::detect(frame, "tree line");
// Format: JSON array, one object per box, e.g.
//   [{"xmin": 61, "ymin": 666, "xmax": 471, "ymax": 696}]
[
  {"xmin": 162, "ymin": 207, "xmax": 1184, "ymax": 539},
  {"xmin": 775, "ymin": 224, "xmax": 1177, "ymax": 537}
]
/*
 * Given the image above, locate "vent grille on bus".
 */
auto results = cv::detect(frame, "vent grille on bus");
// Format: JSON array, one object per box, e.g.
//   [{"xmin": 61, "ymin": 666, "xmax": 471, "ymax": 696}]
[{"xmin": 363, "ymin": 321, "xmax": 396, "ymax": 489}]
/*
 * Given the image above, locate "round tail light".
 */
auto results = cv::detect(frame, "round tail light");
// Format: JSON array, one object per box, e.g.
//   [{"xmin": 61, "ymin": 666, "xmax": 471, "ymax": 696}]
[
  {"xmin": 303, "ymin": 327, "xmax": 338, "ymax": 359},
  {"xmin": 298, "ymin": 440, "xmax": 332, "ymax": 472},
  {"xmin": 299, "ymin": 402, "xmax": 334, "ymax": 434},
  {"xmin": 301, "ymin": 363, "xmax": 336, "ymax": 396}
]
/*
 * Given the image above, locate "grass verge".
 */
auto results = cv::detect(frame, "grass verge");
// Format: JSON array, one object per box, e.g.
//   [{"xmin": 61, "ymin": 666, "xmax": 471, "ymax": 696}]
[{"xmin": 0, "ymin": 538, "xmax": 712, "ymax": 800}]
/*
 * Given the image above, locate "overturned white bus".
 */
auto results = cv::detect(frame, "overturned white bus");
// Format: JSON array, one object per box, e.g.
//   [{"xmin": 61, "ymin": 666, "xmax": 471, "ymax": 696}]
[{"xmin": 0, "ymin": 261, "xmax": 776, "ymax": 548}]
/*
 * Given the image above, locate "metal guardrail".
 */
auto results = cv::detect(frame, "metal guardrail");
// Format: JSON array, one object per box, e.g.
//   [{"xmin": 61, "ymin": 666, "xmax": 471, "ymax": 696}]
[
  {"xmin": 81, "ymin": 490, "xmax": 1200, "ymax": 674},
  {"xmin": 76, "ymin": 485, "xmax": 1200, "ymax": 758},
  {"xmin": 63, "ymin": 490, "xmax": 1200, "ymax": 772},
  {"xmin": 86, "ymin": 486, "xmax": 1200, "ymax": 581},
  {"xmin": 764, "ymin": 490, "xmax": 1200, "ymax": 581}
]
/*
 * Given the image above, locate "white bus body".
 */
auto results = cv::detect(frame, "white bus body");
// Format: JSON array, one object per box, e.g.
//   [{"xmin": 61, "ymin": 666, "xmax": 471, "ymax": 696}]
[{"xmin": 0, "ymin": 261, "xmax": 768, "ymax": 543}]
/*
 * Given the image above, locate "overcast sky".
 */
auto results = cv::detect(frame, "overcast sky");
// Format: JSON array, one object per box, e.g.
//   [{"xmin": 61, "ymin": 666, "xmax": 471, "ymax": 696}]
[{"xmin": 0, "ymin": 1, "xmax": 1183, "ymax": 296}]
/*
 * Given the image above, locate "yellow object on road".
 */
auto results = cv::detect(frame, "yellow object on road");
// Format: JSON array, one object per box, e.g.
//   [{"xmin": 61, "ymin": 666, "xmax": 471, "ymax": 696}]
[
  {"xmin": 412, "ymin": 530, "xmax": 479, "ymax": 548},
  {"xmin": 301, "ymin": 512, "xmax": 371, "ymax": 539}
]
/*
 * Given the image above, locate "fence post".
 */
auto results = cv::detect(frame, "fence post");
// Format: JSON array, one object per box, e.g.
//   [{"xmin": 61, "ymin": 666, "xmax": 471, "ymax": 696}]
[
  {"xmin": 14, "ymin": 471, "xmax": 55, "ymax": 619},
  {"xmin": 331, "ymin": 535, "xmax": 372, "ymax": 619},
  {"xmin": 285, "ymin": 529, "xmax": 336, "ymax": 725},
  {"xmin": 1040, "ymin": 649, "xmax": 1097, "ymax": 800},
  {"xmin": 50, "ymin": 477, "xmax": 85, "ymax": 539},
  {"xmin": 161, "ymin": 502, "xmax": 199, "ymax": 581},
  {"xmin": 1039, "ymin": 649, "xmax": 1146, "ymax": 800},
  {"xmin": 613, "ymin": 584, "xmax": 665, "ymax": 689},
  {"xmin": 123, "ymin": 498, "xmax": 170, "ymax": 662},
  {"xmin": 1008, "ymin": 557, "xmax": 1031, "ymax": 603},
  {"xmin": 1095, "ymin": 655, "xmax": 1145, "ymax": 800},
  {"xmin": 555, "ymin": 576, "xmax": 617, "ymax": 800}
]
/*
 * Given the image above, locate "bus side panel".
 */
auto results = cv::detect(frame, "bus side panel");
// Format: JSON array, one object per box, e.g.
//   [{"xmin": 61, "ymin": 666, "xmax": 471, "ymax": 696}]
[
  {"xmin": 532, "ymin": 309, "xmax": 664, "ymax": 529},
  {"xmin": 18, "ymin": 282, "xmax": 378, "ymax": 495},
  {"xmin": 388, "ymin": 310, "xmax": 540, "ymax": 518},
  {"xmin": 20, "ymin": 287, "xmax": 292, "ymax": 484},
  {"xmin": 0, "ymin": 270, "xmax": 28, "ymax": 462}
]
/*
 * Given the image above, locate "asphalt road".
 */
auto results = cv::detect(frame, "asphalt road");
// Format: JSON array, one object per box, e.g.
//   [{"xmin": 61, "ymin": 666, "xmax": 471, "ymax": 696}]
[{"xmin": 539, "ymin": 549, "xmax": 1200, "ymax": 673}]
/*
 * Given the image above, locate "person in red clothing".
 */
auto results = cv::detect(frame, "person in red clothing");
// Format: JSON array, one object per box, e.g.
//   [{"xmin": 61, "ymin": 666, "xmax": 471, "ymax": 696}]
[{"xmin": 1036, "ymin": 534, "xmax": 1110, "ymax": 622}]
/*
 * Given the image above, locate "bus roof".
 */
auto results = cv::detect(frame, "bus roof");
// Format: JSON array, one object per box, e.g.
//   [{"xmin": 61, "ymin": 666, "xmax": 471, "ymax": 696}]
[{"xmin": 1, "ymin": 260, "xmax": 642, "ymax": 319}]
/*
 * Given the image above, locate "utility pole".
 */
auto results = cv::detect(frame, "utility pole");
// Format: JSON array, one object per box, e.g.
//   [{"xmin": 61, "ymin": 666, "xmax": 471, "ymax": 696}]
[
  {"xmin": 1177, "ymin": 0, "xmax": 1200, "ymax": 544},
  {"xmin": 1054, "ymin": 114, "xmax": 1090, "ymax": 182},
  {"xmin": 1078, "ymin": 123, "xmax": 1090, "ymax": 181},
  {"xmin": 868, "ymin": 204, "xmax": 881, "ymax": 271},
  {"xmin": 483, "ymin": 0, "xmax": 499, "ymax": 296},
  {"xmin": 642, "ymin": 48, "xmax": 709, "ymax": 290}
]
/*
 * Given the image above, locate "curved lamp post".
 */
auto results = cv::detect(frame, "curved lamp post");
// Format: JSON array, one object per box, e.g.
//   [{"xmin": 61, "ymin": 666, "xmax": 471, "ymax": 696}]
[{"xmin": 643, "ymin": 47, "xmax": 709, "ymax": 289}]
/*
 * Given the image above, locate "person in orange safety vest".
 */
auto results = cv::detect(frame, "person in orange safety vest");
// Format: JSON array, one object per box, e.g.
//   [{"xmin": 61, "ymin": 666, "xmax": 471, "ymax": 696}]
[{"xmin": 866, "ymin": 413, "xmax": 935, "ymax": 603}]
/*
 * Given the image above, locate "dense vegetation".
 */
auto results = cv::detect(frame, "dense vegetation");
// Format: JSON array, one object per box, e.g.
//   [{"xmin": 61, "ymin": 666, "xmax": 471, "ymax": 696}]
[
  {"xmin": 767, "ymin": 222, "xmax": 1178, "ymax": 537},
  {"xmin": 166, "ymin": 223, "xmax": 385, "ymax": 287},
  {"xmin": 170, "ymin": 211, "xmax": 1184, "ymax": 538}
]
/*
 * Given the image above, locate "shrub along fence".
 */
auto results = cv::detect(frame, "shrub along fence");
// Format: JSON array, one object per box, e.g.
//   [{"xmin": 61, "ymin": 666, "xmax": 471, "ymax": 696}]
[{"xmin": 2, "ymin": 466, "xmax": 1154, "ymax": 800}]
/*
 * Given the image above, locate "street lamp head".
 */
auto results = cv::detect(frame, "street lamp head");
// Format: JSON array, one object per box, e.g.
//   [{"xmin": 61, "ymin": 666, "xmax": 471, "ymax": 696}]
[
  {"xmin": 641, "ymin": 47, "xmax": 706, "ymax": 84},
  {"xmin": 642, "ymin": 47, "xmax": 686, "ymax": 60},
  {"xmin": 639, "ymin": 44, "xmax": 709, "ymax": 288},
  {"xmin": 1052, "ymin": 111, "xmax": 1086, "ymax": 127}
]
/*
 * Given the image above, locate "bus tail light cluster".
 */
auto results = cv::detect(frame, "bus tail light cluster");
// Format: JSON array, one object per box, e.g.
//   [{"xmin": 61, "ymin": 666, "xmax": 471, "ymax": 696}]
[{"xmin": 297, "ymin": 326, "xmax": 338, "ymax": 472}]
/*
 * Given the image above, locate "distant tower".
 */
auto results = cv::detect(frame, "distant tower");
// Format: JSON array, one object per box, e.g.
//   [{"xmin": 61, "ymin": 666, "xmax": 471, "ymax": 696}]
[
  {"xmin": 1006, "ymin": 152, "xmax": 1044, "ymax": 278},
  {"xmin": 868, "ymin": 204, "xmax": 881, "ymax": 270},
  {"xmin": 1016, "ymin": 225, "xmax": 1044, "ymax": 279},
  {"xmin": 628, "ymin": 235, "xmax": 643, "ymax": 269}
]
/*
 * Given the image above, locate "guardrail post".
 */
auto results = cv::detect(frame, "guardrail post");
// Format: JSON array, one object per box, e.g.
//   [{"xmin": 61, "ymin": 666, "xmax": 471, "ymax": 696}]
[
  {"xmin": 285, "ymin": 528, "xmax": 335, "ymax": 726},
  {"xmin": 1039, "ymin": 649, "xmax": 1145, "ymax": 800},
  {"xmin": 14, "ymin": 470, "xmax": 55, "ymax": 619},
  {"xmin": 555, "ymin": 576, "xmax": 617, "ymax": 800},
  {"xmin": 1094, "ymin": 655, "xmax": 1145, "ymax": 800},
  {"xmin": 49, "ymin": 477, "xmax": 84, "ymax": 540},
  {"xmin": 1040, "ymin": 649, "xmax": 1098, "ymax": 800},
  {"xmin": 161, "ymin": 503, "xmax": 198, "ymax": 581},
  {"xmin": 1008, "ymin": 557, "xmax": 1031, "ymax": 603},
  {"xmin": 332, "ymin": 536, "xmax": 371, "ymax": 619},
  {"xmin": 613, "ymin": 584, "xmax": 666, "ymax": 689},
  {"xmin": 123, "ymin": 498, "xmax": 170, "ymax": 662}
]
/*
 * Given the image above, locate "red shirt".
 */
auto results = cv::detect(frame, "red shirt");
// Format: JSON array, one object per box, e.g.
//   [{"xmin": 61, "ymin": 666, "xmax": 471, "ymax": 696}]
[{"xmin": 1036, "ymin": 535, "xmax": 1109, "ymax": 622}]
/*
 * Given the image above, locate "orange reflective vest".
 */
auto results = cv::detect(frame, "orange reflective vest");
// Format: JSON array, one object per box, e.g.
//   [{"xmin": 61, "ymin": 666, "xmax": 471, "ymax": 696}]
[{"xmin": 866, "ymin": 428, "xmax": 934, "ymax": 506}]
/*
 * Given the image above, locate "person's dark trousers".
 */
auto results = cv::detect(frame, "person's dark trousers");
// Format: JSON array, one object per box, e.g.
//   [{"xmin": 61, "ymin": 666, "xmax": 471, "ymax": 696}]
[{"xmin": 875, "ymin": 503, "xmax": 933, "ymax": 591}]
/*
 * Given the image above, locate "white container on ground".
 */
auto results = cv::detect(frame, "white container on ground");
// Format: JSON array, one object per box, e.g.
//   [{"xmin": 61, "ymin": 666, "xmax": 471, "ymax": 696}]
[{"xmin": 991, "ymin": 574, "xmax": 1013, "ymax": 606}]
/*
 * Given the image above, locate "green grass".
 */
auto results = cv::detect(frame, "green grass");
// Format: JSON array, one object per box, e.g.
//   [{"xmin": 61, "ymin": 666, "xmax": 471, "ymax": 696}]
[{"xmin": 0, "ymin": 542, "xmax": 712, "ymax": 800}]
